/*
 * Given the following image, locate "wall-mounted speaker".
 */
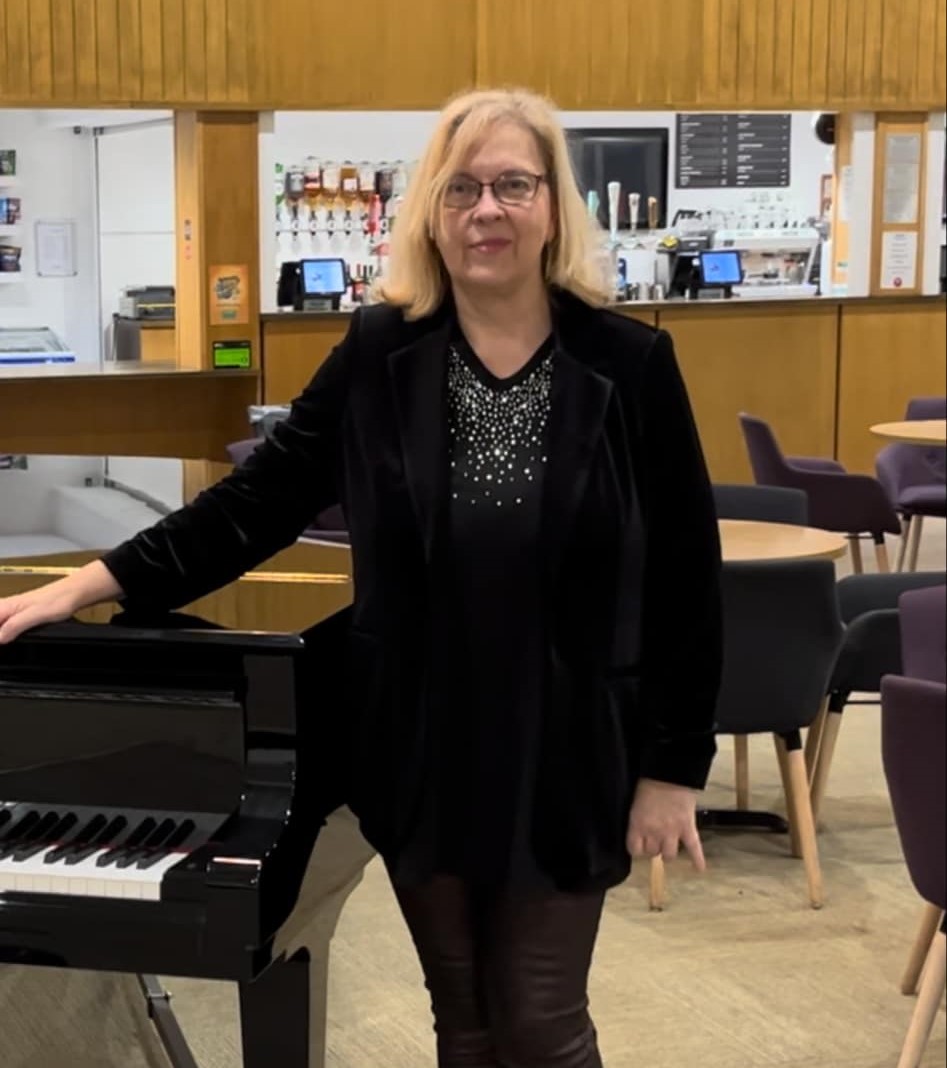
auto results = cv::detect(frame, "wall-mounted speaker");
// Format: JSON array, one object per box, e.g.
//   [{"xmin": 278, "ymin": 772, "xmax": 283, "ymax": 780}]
[{"xmin": 814, "ymin": 113, "xmax": 836, "ymax": 146}]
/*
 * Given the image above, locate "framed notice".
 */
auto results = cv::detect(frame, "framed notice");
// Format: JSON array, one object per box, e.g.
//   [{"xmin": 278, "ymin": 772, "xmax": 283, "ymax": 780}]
[
  {"xmin": 879, "ymin": 231, "xmax": 918, "ymax": 290},
  {"xmin": 35, "ymin": 219, "xmax": 77, "ymax": 277},
  {"xmin": 882, "ymin": 133, "xmax": 922, "ymax": 225},
  {"xmin": 209, "ymin": 264, "xmax": 249, "ymax": 325}
]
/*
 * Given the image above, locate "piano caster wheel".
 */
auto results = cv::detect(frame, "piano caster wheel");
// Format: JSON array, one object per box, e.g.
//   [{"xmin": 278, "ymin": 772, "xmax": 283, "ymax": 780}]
[{"xmin": 137, "ymin": 975, "xmax": 201, "ymax": 1068}]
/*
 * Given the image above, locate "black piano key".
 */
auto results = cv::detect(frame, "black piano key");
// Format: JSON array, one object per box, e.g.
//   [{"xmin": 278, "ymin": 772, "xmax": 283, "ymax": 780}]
[
  {"xmin": 96, "ymin": 816, "xmax": 157, "ymax": 868},
  {"xmin": 115, "ymin": 818, "xmax": 177, "ymax": 869},
  {"xmin": 0, "ymin": 811, "xmax": 58, "ymax": 859},
  {"xmin": 12, "ymin": 813, "xmax": 78, "ymax": 861},
  {"xmin": 45, "ymin": 813, "xmax": 108, "ymax": 864},
  {"xmin": 64, "ymin": 815, "xmax": 128, "ymax": 866},
  {"xmin": 0, "ymin": 809, "xmax": 40, "ymax": 846},
  {"xmin": 136, "ymin": 819, "xmax": 196, "ymax": 870}
]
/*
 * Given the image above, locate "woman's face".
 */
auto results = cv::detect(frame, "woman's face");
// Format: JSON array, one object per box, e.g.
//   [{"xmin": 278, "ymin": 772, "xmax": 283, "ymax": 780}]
[{"xmin": 435, "ymin": 121, "xmax": 555, "ymax": 297}]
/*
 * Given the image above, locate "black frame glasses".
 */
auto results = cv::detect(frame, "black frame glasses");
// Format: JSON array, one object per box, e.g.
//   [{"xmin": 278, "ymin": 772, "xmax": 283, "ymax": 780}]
[{"xmin": 443, "ymin": 171, "xmax": 546, "ymax": 209}]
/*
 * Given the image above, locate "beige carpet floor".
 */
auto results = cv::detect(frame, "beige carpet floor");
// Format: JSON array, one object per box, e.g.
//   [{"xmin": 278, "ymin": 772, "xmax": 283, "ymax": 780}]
[{"xmin": 2, "ymin": 522, "xmax": 945, "ymax": 1068}]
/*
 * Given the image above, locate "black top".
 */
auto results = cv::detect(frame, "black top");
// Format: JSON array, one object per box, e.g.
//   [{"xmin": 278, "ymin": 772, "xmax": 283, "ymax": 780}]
[{"xmin": 427, "ymin": 331, "xmax": 556, "ymax": 888}]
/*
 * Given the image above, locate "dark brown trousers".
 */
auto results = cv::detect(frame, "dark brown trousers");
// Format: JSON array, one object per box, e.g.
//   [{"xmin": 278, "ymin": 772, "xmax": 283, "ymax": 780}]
[{"xmin": 392, "ymin": 874, "xmax": 606, "ymax": 1068}]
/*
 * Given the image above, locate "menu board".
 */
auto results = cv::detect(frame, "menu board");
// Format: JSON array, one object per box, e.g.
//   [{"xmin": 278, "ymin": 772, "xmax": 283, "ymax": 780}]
[{"xmin": 676, "ymin": 113, "xmax": 792, "ymax": 189}]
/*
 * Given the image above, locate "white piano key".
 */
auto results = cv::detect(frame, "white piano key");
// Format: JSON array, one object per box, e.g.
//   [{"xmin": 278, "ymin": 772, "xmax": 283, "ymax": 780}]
[{"xmin": 0, "ymin": 805, "xmax": 222, "ymax": 903}]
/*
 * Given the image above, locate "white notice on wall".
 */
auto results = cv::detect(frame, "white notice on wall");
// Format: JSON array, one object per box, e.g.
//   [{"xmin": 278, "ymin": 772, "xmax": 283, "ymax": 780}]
[
  {"xmin": 35, "ymin": 218, "xmax": 77, "ymax": 277},
  {"xmin": 880, "ymin": 230, "xmax": 918, "ymax": 290},
  {"xmin": 882, "ymin": 134, "xmax": 922, "ymax": 225}
]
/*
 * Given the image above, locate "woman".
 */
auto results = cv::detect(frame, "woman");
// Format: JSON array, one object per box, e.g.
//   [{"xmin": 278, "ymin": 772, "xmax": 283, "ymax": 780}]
[{"xmin": 0, "ymin": 89, "xmax": 722, "ymax": 1067}]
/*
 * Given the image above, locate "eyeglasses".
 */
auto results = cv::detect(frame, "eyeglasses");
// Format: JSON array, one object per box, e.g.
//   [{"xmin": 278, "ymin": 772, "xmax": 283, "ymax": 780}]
[{"xmin": 443, "ymin": 171, "xmax": 546, "ymax": 209}]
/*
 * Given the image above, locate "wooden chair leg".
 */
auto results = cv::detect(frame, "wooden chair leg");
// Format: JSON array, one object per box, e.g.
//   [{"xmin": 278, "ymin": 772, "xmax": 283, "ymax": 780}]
[
  {"xmin": 804, "ymin": 697, "xmax": 830, "ymax": 779},
  {"xmin": 906, "ymin": 515, "xmax": 924, "ymax": 572},
  {"xmin": 902, "ymin": 903, "xmax": 945, "ymax": 995},
  {"xmin": 734, "ymin": 735, "xmax": 750, "ymax": 810},
  {"xmin": 649, "ymin": 856, "xmax": 666, "ymax": 911},
  {"xmin": 896, "ymin": 516, "xmax": 912, "ymax": 572},
  {"xmin": 848, "ymin": 536, "xmax": 864, "ymax": 573},
  {"xmin": 896, "ymin": 933, "xmax": 946, "ymax": 1068},
  {"xmin": 809, "ymin": 708, "xmax": 844, "ymax": 828},
  {"xmin": 874, "ymin": 537, "xmax": 891, "ymax": 573},
  {"xmin": 774, "ymin": 736, "xmax": 803, "ymax": 858},
  {"xmin": 778, "ymin": 734, "xmax": 824, "ymax": 909}
]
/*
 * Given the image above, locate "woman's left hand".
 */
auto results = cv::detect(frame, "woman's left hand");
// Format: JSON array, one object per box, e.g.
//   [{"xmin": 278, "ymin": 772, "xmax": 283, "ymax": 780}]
[{"xmin": 626, "ymin": 777, "xmax": 706, "ymax": 871}]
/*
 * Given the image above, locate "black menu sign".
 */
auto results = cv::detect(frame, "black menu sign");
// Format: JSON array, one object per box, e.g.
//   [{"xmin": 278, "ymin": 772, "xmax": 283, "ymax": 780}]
[{"xmin": 676, "ymin": 113, "xmax": 791, "ymax": 188}]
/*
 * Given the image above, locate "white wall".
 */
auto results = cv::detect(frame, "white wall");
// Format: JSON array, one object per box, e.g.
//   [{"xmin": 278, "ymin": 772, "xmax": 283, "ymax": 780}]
[
  {"xmin": 258, "ymin": 109, "xmax": 833, "ymax": 308},
  {"xmin": 96, "ymin": 121, "xmax": 175, "ymax": 357},
  {"xmin": 0, "ymin": 110, "xmax": 99, "ymax": 364},
  {"xmin": 0, "ymin": 456, "xmax": 104, "ymax": 533}
]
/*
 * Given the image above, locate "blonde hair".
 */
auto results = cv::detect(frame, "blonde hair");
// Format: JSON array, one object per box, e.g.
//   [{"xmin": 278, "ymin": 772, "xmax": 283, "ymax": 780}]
[{"xmin": 376, "ymin": 87, "xmax": 611, "ymax": 319}]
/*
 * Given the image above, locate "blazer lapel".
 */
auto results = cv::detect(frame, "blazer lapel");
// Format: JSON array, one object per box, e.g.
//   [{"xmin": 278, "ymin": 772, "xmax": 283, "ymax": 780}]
[
  {"xmin": 541, "ymin": 344, "xmax": 614, "ymax": 588},
  {"xmin": 387, "ymin": 317, "xmax": 452, "ymax": 563}
]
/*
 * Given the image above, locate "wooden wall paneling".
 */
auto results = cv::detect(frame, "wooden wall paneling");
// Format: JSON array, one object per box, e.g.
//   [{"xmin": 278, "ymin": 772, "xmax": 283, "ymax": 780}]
[
  {"xmin": 915, "ymin": 0, "xmax": 941, "ymax": 106},
  {"xmin": 117, "ymin": 0, "xmax": 144, "ymax": 102},
  {"xmin": 183, "ymin": 0, "xmax": 208, "ymax": 103},
  {"xmin": 657, "ymin": 304, "xmax": 839, "ymax": 483},
  {"xmin": 836, "ymin": 300, "xmax": 947, "ymax": 473},
  {"xmin": 0, "ymin": 0, "xmax": 30, "ymax": 102},
  {"xmin": 770, "ymin": 0, "xmax": 795, "ymax": 106},
  {"xmin": 94, "ymin": 0, "xmax": 122, "ymax": 102},
  {"xmin": 225, "ymin": 0, "xmax": 250, "ymax": 105},
  {"xmin": 204, "ymin": 0, "xmax": 231, "ymax": 105},
  {"xmin": 0, "ymin": 372, "xmax": 259, "ymax": 459},
  {"xmin": 50, "ymin": 0, "xmax": 77, "ymax": 100},
  {"xmin": 825, "ymin": 0, "xmax": 850, "ymax": 104},
  {"xmin": 261, "ymin": 317, "xmax": 350, "ymax": 404},
  {"xmin": 73, "ymin": 0, "xmax": 99, "ymax": 100},
  {"xmin": 27, "ymin": 0, "xmax": 53, "ymax": 102},
  {"xmin": 140, "ymin": 0, "xmax": 166, "ymax": 103},
  {"xmin": 807, "ymin": 0, "xmax": 831, "ymax": 103},
  {"xmin": 861, "ymin": 0, "xmax": 884, "ymax": 108},
  {"xmin": 160, "ymin": 0, "xmax": 187, "ymax": 103}
]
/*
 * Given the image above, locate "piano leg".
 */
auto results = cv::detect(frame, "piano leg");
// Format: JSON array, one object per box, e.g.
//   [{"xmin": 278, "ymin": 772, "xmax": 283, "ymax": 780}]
[{"xmin": 239, "ymin": 948, "xmax": 311, "ymax": 1068}]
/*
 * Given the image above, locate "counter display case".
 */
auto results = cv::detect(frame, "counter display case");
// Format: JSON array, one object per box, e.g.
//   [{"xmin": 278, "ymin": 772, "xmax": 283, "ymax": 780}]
[{"xmin": 0, "ymin": 327, "xmax": 75, "ymax": 367}]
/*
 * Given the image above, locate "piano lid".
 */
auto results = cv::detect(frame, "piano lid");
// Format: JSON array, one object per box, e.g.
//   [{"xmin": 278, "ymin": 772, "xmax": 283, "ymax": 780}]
[{"xmin": 0, "ymin": 621, "xmax": 306, "ymax": 813}]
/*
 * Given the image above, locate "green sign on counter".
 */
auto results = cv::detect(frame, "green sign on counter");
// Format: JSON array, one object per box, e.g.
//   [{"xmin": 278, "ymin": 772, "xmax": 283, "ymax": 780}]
[{"xmin": 212, "ymin": 340, "xmax": 252, "ymax": 369}]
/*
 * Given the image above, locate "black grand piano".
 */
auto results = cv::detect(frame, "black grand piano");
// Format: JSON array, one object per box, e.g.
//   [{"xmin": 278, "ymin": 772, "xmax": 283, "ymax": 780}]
[{"xmin": 0, "ymin": 611, "xmax": 358, "ymax": 1068}]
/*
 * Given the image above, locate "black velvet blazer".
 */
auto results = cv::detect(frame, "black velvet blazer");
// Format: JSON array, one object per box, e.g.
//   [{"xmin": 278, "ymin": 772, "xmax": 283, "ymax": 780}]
[{"xmin": 103, "ymin": 289, "xmax": 723, "ymax": 889}]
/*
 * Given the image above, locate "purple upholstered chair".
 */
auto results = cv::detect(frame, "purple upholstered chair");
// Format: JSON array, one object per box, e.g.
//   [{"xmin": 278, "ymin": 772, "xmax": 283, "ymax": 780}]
[
  {"xmin": 739, "ymin": 412, "xmax": 901, "ymax": 573},
  {"xmin": 225, "ymin": 438, "xmax": 349, "ymax": 546},
  {"xmin": 898, "ymin": 584, "xmax": 947, "ymax": 685},
  {"xmin": 881, "ymin": 671, "xmax": 946, "ymax": 1067},
  {"xmin": 876, "ymin": 397, "xmax": 947, "ymax": 572}
]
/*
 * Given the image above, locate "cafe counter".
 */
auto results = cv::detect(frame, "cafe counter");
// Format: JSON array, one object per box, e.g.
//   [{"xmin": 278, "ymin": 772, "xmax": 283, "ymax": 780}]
[
  {"xmin": 261, "ymin": 295, "xmax": 947, "ymax": 479},
  {"xmin": 0, "ymin": 363, "xmax": 260, "ymax": 460}
]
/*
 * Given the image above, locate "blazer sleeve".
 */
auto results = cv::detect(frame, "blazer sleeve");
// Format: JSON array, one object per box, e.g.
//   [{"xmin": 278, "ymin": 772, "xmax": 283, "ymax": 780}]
[
  {"xmin": 635, "ymin": 328, "xmax": 723, "ymax": 790},
  {"xmin": 100, "ymin": 310, "xmax": 358, "ymax": 611}
]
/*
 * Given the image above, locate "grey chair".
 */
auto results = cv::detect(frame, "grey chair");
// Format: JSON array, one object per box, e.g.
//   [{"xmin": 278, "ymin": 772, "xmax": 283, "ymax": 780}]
[
  {"xmin": 805, "ymin": 572, "xmax": 947, "ymax": 825},
  {"xmin": 875, "ymin": 397, "xmax": 947, "ymax": 571},
  {"xmin": 882, "ymin": 672, "xmax": 947, "ymax": 1068},
  {"xmin": 739, "ymin": 412, "xmax": 902, "ymax": 573},
  {"xmin": 712, "ymin": 483, "xmax": 809, "ymax": 525},
  {"xmin": 652, "ymin": 558, "xmax": 844, "ymax": 910}
]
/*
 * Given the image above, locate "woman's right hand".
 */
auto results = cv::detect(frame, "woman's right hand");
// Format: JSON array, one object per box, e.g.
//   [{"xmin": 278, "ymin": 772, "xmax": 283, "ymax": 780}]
[{"xmin": 0, "ymin": 561, "xmax": 123, "ymax": 645}]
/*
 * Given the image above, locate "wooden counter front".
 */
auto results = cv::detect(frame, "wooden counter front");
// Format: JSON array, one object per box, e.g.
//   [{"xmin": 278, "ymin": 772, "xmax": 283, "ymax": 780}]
[
  {"xmin": 656, "ymin": 303, "xmax": 839, "ymax": 482},
  {"xmin": 0, "ymin": 366, "xmax": 260, "ymax": 459},
  {"xmin": 261, "ymin": 298, "xmax": 945, "ymax": 484},
  {"xmin": 837, "ymin": 300, "xmax": 947, "ymax": 473}
]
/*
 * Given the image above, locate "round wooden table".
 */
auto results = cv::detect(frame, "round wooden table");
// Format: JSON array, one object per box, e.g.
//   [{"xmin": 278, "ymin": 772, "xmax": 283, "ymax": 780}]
[
  {"xmin": 718, "ymin": 519, "xmax": 848, "ymax": 563},
  {"xmin": 869, "ymin": 419, "xmax": 947, "ymax": 446}
]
